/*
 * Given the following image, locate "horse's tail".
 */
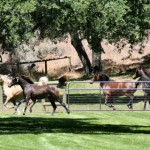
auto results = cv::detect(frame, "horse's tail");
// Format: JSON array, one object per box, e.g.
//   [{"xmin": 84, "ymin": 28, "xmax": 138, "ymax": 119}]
[{"xmin": 38, "ymin": 76, "xmax": 49, "ymax": 85}]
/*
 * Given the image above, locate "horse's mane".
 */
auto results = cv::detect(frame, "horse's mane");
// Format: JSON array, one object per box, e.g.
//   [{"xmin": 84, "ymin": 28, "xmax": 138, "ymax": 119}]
[
  {"xmin": 21, "ymin": 75, "xmax": 34, "ymax": 84},
  {"xmin": 100, "ymin": 72, "xmax": 110, "ymax": 81},
  {"xmin": 142, "ymin": 68, "xmax": 150, "ymax": 78}
]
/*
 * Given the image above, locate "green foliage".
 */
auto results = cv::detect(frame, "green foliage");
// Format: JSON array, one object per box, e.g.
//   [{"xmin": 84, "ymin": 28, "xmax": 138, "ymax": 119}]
[
  {"xmin": 0, "ymin": 0, "xmax": 37, "ymax": 50},
  {"xmin": 33, "ymin": 0, "xmax": 148, "ymax": 52},
  {"xmin": 0, "ymin": 0, "xmax": 149, "ymax": 52}
]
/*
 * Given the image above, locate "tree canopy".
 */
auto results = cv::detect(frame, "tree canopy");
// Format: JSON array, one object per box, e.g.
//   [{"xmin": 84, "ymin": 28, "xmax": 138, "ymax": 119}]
[
  {"xmin": 0, "ymin": 0, "xmax": 149, "ymax": 73},
  {"xmin": 0, "ymin": 0, "xmax": 149, "ymax": 50}
]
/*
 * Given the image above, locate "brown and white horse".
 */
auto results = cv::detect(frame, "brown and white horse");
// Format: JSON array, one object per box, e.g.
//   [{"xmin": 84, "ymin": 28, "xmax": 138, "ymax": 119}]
[{"xmin": 91, "ymin": 72, "xmax": 137, "ymax": 110}]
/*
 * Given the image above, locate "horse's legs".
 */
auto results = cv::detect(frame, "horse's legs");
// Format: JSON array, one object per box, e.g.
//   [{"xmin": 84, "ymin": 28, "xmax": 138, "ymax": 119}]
[
  {"xmin": 104, "ymin": 95, "xmax": 116, "ymax": 110},
  {"xmin": 3, "ymin": 98, "xmax": 9, "ymax": 107},
  {"xmin": 128, "ymin": 97, "xmax": 134, "ymax": 109},
  {"xmin": 11, "ymin": 100, "xmax": 21, "ymax": 114},
  {"xmin": 28, "ymin": 99, "xmax": 33, "ymax": 106},
  {"xmin": 23, "ymin": 101, "xmax": 28, "ymax": 115},
  {"xmin": 48, "ymin": 97, "xmax": 57, "ymax": 115},
  {"xmin": 29, "ymin": 99, "xmax": 36, "ymax": 113},
  {"xmin": 23, "ymin": 97, "xmax": 30, "ymax": 115},
  {"xmin": 143, "ymin": 92, "xmax": 148, "ymax": 110},
  {"xmin": 125, "ymin": 93, "xmax": 134, "ymax": 109},
  {"xmin": 3, "ymin": 97, "xmax": 14, "ymax": 108},
  {"xmin": 13, "ymin": 99, "xmax": 25, "ymax": 114},
  {"xmin": 57, "ymin": 98, "xmax": 70, "ymax": 114}
]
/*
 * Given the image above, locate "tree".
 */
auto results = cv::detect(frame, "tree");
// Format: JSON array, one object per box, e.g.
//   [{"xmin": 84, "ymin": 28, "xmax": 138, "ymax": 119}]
[
  {"xmin": 82, "ymin": 0, "xmax": 149, "ymax": 71},
  {"xmin": 31, "ymin": 0, "xmax": 93, "ymax": 74},
  {"xmin": 29, "ymin": 0, "xmax": 150, "ymax": 73},
  {"xmin": 0, "ymin": 0, "xmax": 149, "ymax": 74},
  {"xmin": 0, "ymin": 0, "xmax": 36, "ymax": 51}
]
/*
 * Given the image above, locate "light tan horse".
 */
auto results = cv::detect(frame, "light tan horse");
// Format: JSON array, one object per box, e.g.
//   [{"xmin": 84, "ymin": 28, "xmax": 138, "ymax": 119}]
[{"xmin": 0, "ymin": 74, "xmax": 33, "ymax": 114}]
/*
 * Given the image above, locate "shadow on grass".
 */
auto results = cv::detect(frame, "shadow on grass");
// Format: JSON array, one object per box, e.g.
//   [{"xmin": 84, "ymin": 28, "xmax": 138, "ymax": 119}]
[{"xmin": 0, "ymin": 117, "xmax": 150, "ymax": 135}]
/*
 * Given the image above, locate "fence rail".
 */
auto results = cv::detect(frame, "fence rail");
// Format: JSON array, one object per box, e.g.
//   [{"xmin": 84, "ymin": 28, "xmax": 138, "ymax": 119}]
[
  {"xmin": 66, "ymin": 81, "xmax": 150, "ymax": 111},
  {"xmin": 0, "ymin": 56, "xmax": 72, "ymax": 75},
  {"xmin": 0, "ymin": 80, "xmax": 150, "ymax": 113}
]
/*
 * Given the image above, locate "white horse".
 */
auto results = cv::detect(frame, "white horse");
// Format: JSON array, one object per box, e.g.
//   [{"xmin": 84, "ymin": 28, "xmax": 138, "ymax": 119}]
[{"xmin": 0, "ymin": 74, "xmax": 25, "ymax": 114}]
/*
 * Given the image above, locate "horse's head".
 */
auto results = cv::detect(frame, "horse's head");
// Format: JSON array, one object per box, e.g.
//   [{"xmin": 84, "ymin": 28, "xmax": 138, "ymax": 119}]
[
  {"xmin": 8, "ymin": 76, "xmax": 20, "ymax": 87},
  {"xmin": 57, "ymin": 75, "xmax": 68, "ymax": 88},
  {"xmin": 133, "ymin": 67, "xmax": 142, "ymax": 79},
  {"xmin": 90, "ymin": 73, "xmax": 100, "ymax": 84},
  {"xmin": 0, "ymin": 74, "xmax": 12, "ymax": 84}
]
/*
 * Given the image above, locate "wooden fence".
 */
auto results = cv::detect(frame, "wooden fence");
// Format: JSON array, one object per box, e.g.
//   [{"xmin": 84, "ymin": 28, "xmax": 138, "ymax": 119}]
[{"xmin": 0, "ymin": 56, "xmax": 72, "ymax": 75}]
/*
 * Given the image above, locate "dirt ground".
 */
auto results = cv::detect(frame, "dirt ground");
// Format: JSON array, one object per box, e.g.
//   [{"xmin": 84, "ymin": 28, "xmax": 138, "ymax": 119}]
[
  {"xmin": 41, "ymin": 37, "xmax": 150, "ymax": 77},
  {"xmin": 1, "ymin": 36, "xmax": 150, "ymax": 78}
]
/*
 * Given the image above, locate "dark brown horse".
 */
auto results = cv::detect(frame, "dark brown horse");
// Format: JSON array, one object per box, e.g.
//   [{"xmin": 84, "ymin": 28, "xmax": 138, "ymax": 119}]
[
  {"xmin": 9, "ymin": 75, "xmax": 70, "ymax": 115},
  {"xmin": 133, "ymin": 67, "xmax": 150, "ymax": 109},
  {"xmin": 57, "ymin": 75, "xmax": 68, "ymax": 88},
  {"xmin": 91, "ymin": 72, "xmax": 137, "ymax": 110}
]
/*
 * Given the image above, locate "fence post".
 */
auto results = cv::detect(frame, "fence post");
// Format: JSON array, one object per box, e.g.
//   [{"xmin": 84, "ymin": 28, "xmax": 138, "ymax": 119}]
[
  {"xmin": 67, "ymin": 82, "xmax": 71, "ymax": 110},
  {"xmin": 99, "ymin": 88, "xmax": 102, "ymax": 110},
  {"xmin": 44, "ymin": 60, "xmax": 47, "ymax": 74},
  {"xmin": 0, "ymin": 83, "xmax": 3, "ymax": 112}
]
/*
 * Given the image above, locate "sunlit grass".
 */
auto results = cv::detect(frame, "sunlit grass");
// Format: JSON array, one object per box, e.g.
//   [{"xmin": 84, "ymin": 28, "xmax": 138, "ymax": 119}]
[
  {"xmin": 0, "ymin": 112, "xmax": 150, "ymax": 150},
  {"xmin": 0, "ymin": 76, "xmax": 149, "ymax": 150}
]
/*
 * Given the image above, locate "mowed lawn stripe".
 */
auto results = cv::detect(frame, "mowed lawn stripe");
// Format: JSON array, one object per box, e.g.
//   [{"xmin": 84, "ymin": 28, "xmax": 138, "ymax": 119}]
[{"xmin": 0, "ymin": 112, "xmax": 149, "ymax": 150}]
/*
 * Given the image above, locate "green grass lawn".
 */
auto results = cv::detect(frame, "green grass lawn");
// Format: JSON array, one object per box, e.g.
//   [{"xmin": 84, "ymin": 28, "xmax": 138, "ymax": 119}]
[
  {"xmin": 0, "ymin": 112, "xmax": 150, "ymax": 150},
  {"xmin": 0, "ymin": 78, "xmax": 150, "ymax": 150}
]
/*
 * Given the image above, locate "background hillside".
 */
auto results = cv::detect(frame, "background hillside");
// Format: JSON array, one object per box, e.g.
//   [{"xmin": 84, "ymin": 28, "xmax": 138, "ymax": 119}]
[{"xmin": 0, "ymin": 36, "xmax": 150, "ymax": 78}]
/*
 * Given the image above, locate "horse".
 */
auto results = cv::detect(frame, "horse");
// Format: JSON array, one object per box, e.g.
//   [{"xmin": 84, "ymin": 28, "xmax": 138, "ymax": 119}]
[
  {"xmin": 90, "ymin": 72, "xmax": 137, "ymax": 110},
  {"xmin": 133, "ymin": 67, "xmax": 150, "ymax": 109},
  {"xmin": 0, "ymin": 74, "xmax": 33, "ymax": 114},
  {"xmin": 17, "ymin": 76, "xmax": 50, "ymax": 113},
  {"xmin": 8, "ymin": 75, "xmax": 70, "ymax": 115},
  {"xmin": 57, "ymin": 75, "xmax": 68, "ymax": 88}
]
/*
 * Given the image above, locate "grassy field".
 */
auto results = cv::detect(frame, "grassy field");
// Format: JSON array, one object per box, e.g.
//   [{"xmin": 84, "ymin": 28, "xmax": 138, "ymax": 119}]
[
  {"xmin": 0, "ymin": 111, "xmax": 150, "ymax": 150},
  {"xmin": 0, "ymin": 77, "xmax": 150, "ymax": 150}
]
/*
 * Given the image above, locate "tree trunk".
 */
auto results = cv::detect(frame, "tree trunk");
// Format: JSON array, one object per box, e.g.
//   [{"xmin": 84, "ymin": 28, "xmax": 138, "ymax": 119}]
[
  {"xmin": 70, "ymin": 33, "xmax": 92, "ymax": 74},
  {"xmin": 91, "ymin": 39, "xmax": 103, "ymax": 73},
  {"xmin": 92, "ymin": 51, "xmax": 102, "ymax": 73}
]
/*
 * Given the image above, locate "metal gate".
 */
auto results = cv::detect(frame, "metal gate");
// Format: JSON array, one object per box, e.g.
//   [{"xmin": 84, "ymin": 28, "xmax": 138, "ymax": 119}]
[
  {"xmin": 66, "ymin": 81, "xmax": 150, "ymax": 111},
  {"xmin": 0, "ymin": 81, "xmax": 150, "ymax": 112}
]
